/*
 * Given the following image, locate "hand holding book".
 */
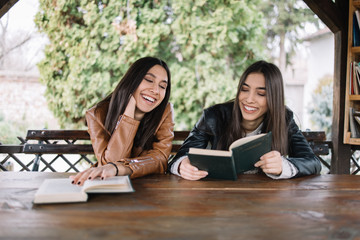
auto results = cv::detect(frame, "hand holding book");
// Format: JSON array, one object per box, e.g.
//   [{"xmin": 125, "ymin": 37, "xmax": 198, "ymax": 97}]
[
  {"xmin": 254, "ymin": 150, "xmax": 282, "ymax": 176},
  {"xmin": 178, "ymin": 157, "xmax": 209, "ymax": 181},
  {"xmin": 188, "ymin": 132, "xmax": 272, "ymax": 180}
]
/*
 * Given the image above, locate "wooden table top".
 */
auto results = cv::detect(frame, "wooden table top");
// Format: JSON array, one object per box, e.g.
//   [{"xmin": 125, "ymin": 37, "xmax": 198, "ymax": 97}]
[{"xmin": 1, "ymin": 172, "xmax": 360, "ymax": 240}]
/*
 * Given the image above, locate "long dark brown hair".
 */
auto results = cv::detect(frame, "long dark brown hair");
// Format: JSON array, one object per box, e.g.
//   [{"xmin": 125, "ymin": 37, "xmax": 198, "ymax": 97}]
[
  {"xmin": 218, "ymin": 60, "xmax": 288, "ymax": 155},
  {"xmin": 95, "ymin": 57, "xmax": 171, "ymax": 150}
]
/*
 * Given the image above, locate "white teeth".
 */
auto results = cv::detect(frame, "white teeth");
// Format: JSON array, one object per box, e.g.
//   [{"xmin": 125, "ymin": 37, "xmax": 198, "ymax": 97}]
[
  {"xmin": 244, "ymin": 105, "xmax": 256, "ymax": 111},
  {"xmin": 143, "ymin": 95, "xmax": 155, "ymax": 103}
]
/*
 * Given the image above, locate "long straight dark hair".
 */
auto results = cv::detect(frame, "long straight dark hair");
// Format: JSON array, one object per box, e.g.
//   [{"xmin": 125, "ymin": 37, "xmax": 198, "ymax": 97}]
[
  {"xmin": 95, "ymin": 56, "xmax": 171, "ymax": 150},
  {"xmin": 218, "ymin": 60, "xmax": 288, "ymax": 155}
]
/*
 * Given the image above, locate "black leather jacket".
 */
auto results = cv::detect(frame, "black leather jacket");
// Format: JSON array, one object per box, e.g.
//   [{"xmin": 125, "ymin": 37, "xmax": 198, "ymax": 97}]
[{"xmin": 169, "ymin": 101, "xmax": 321, "ymax": 177}]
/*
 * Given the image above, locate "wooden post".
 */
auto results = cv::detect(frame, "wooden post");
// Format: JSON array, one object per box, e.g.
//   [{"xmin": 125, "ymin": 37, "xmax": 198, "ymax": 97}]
[{"xmin": 303, "ymin": 0, "xmax": 352, "ymax": 173}]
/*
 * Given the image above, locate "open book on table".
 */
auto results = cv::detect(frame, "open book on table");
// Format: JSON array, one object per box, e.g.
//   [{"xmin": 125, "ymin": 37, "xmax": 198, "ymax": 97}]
[
  {"xmin": 188, "ymin": 132, "xmax": 272, "ymax": 180},
  {"xmin": 33, "ymin": 176, "xmax": 134, "ymax": 204}
]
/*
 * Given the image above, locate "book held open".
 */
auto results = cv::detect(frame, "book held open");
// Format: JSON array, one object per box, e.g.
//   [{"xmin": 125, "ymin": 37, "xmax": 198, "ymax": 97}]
[
  {"xmin": 188, "ymin": 132, "xmax": 272, "ymax": 180},
  {"xmin": 33, "ymin": 176, "xmax": 134, "ymax": 204}
]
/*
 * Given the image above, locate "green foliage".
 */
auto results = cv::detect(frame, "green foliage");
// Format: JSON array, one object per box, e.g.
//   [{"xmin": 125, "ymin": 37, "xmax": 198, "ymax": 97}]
[
  {"xmin": 260, "ymin": 0, "xmax": 320, "ymax": 65},
  {"xmin": 308, "ymin": 76, "xmax": 333, "ymax": 138},
  {"xmin": 0, "ymin": 112, "xmax": 27, "ymax": 144},
  {"xmin": 35, "ymin": 0, "xmax": 265, "ymax": 130},
  {"xmin": 169, "ymin": 0, "xmax": 265, "ymax": 128}
]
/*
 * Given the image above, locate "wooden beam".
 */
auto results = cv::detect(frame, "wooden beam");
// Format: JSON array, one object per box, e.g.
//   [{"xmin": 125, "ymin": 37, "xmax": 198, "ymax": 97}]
[
  {"xmin": 303, "ymin": 0, "xmax": 346, "ymax": 33},
  {"xmin": 0, "ymin": 0, "xmax": 19, "ymax": 19},
  {"xmin": 332, "ymin": 30, "xmax": 352, "ymax": 174},
  {"xmin": 305, "ymin": 0, "xmax": 352, "ymax": 173},
  {"xmin": 331, "ymin": 0, "xmax": 352, "ymax": 173},
  {"xmin": 331, "ymin": 0, "xmax": 351, "ymax": 174}
]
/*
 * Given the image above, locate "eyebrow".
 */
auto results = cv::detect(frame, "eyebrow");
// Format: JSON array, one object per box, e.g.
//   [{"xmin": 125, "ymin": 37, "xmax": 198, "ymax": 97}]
[
  {"xmin": 145, "ymin": 72, "xmax": 168, "ymax": 84},
  {"xmin": 243, "ymin": 83, "xmax": 266, "ymax": 90}
]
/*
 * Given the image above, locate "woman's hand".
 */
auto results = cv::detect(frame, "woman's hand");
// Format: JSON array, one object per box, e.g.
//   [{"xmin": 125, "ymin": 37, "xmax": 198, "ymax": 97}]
[
  {"xmin": 254, "ymin": 150, "xmax": 282, "ymax": 176},
  {"xmin": 70, "ymin": 162, "xmax": 132, "ymax": 186},
  {"xmin": 123, "ymin": 95, "xmax": 137, "ymax": 118},
  {"xmin": 179, "ymin": 157, "xmax": 208, "ymax": 180}
]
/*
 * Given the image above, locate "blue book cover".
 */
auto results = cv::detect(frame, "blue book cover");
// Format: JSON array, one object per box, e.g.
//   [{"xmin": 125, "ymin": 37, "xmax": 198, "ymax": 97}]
[{"xmin": 353, "ymin": 13, "xmax": 360, "ymax": 47}]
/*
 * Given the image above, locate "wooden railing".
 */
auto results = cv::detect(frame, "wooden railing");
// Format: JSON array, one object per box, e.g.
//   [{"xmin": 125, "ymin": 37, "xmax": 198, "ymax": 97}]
[{"xmin": 0, "ymin": 130, "xmax": 332, "ymax": 173}]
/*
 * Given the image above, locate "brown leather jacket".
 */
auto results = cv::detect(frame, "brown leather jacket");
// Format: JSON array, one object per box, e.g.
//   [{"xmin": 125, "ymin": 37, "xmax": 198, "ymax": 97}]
[{"xmin": 85, "ymin": 102, "xmax": 175, "ymax": 178}]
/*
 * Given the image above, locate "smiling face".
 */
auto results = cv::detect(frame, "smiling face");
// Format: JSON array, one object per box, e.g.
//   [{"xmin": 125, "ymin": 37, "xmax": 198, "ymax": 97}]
[
  {"xmin": 133, "ymin": 64, "xmax": 168, "ymax": 120},
  {"xmin": 238, "ymin": 73, "xmax": 268, "ymax": 132}
]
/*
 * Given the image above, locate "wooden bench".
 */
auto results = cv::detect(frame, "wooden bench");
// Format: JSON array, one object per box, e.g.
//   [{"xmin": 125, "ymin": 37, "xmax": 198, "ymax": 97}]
[
  {"xmin": 22, "ymin": 130, "xmax": 193, "ymax": 171},
  {"xmin": 23, "ymin": 130, "xmax": 191, "ymax": 155},
  {"xmin": 21, "ymin": 129, "xmax": 331, "ymax": 172}
]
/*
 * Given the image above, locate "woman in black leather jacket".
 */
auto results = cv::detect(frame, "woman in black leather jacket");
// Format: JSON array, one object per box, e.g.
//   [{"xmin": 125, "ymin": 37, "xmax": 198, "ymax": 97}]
[{"xmin": 169, "ymin": 60, "xmax": 321, "ymax": 180}]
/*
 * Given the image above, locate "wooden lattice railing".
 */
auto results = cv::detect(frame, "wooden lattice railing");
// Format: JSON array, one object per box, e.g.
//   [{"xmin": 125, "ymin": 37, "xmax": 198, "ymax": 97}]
[{"xmin": 0, "ymin": 130, "xmax": 332, "ymax": 173}]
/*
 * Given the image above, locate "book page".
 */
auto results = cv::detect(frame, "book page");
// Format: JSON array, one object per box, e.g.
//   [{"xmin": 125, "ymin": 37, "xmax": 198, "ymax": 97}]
[
  {"xmin": 83, "ymin": 176, "xmax": 134, "ymax": 193},
  {"xmin": 229, "ymin": 133, "xmax": 266, "ymax": 150},
  {"xmin": 189, "ymin": 148, "xmax": 232, "ymax": 157},
  {"xmin": 34, "ymin": 178, "xmax": 87, "ymax": 204},
  {"xmin": 35, "ymin": 178, "xmax": 83, "ymax": 195}
]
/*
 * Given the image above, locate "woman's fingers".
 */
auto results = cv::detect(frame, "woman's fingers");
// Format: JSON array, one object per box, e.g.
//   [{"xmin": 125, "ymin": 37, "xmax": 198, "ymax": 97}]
[
  {"xmin": 123, "ymin": 95, "xmax": 137, "ymax": 118},
  {"xmin": 180, "ymin": 157, "xmax": 208, "ymax": 180},
  {"xmin": 255, "ymin": 150, "xmax": 282, "ymax": 175},
  {"xmin": 70, "ymin": 169, "xmax": 94, "ymax": 186},
  {"xmin": 181, "ymin": 170, "xmax": 208, "ymax": 181},
  {"xmin": 69, "ymin": 163, "xmax": 121, "ymax": 186}
]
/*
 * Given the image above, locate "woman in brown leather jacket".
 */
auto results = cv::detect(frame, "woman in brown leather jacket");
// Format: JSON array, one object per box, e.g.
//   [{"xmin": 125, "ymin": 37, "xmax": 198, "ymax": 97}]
[
  {"xmin": 169, "ymin": 60, "xmax": 321, "ymax": 180},
  {"xmin": 71, "ymin": 57, "xmax": 174, "ymax": 185}
]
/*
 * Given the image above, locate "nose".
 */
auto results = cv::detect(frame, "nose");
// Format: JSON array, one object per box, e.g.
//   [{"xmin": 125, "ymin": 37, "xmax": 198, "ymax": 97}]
[
  {"xmin": 150, "ymin": 83, "xmax": 159, "ymax": 94},
  {"xmin": 245, "ymin": 91, "xmax": 255, "ymax": 103}
]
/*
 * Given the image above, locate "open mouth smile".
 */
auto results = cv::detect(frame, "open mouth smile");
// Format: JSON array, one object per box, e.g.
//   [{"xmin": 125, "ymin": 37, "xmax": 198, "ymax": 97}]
[
  {"xmin": 142, "ymin": 94, "xmax": 156, "ymax": 104},
  {"xmin": 243, "ymin": 104, "xmax": 257, "ymax": 112}
]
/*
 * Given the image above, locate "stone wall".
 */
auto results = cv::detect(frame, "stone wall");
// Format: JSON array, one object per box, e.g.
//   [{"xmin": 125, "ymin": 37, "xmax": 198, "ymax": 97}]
[{"xmin": 0, "ymin": 71, "xmax": 59, "ymax": 130}]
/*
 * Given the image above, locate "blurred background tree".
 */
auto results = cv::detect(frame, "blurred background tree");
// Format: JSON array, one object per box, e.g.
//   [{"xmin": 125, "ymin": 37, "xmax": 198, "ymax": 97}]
[
  {"xmin": 260, "ymin": 0, "xmax": 320, "ymax": 72},
  {"xmin": 0, "ymin": 111, "xmax": 28, "ymax": 144},
  {"xmin": 308, "ymin": 75, "xmax": 333, "ymax": 138},
  {"xmin": 0, "ymin": 14, "xmax": 33, "ymax": 70},
  {"xmin": 34, "ymin": 0, "xmax": 265, "ymax": 130},
  {"xmin": 34, "ymin": 0, "xmax": 320, "ymax": 131}
]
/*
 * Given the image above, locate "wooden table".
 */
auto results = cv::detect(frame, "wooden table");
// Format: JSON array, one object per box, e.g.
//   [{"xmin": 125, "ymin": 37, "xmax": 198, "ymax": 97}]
[{"xmin": 1, "ymin": 172, "xmax": 360, "ymax": 240}]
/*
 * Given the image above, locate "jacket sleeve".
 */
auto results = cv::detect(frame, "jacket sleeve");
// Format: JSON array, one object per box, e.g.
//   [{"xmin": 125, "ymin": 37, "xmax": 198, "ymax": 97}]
[
  {"xmin": 168, "ymin": 109, "xmax": 213, "ymax": 170},
  {"xmin": 85, "ymin": 106, "xmax": 111, "ymax": 165},
  {"xmin": 286, "ymin": 117, "xmax": 322, "ymax": 177},
  {"xmin": 119, "ymin": 104, "xmax": 175, "ymax": 178},
  {"xmin": 86, "ymin": 105, "xmax": 140, "ymax": 166}
]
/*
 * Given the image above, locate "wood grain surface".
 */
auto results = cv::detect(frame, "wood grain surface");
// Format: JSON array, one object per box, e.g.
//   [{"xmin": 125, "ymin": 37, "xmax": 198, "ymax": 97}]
[{"xmin": 1, "ymin": 172, "xmax": 360, "ymax": 240}]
